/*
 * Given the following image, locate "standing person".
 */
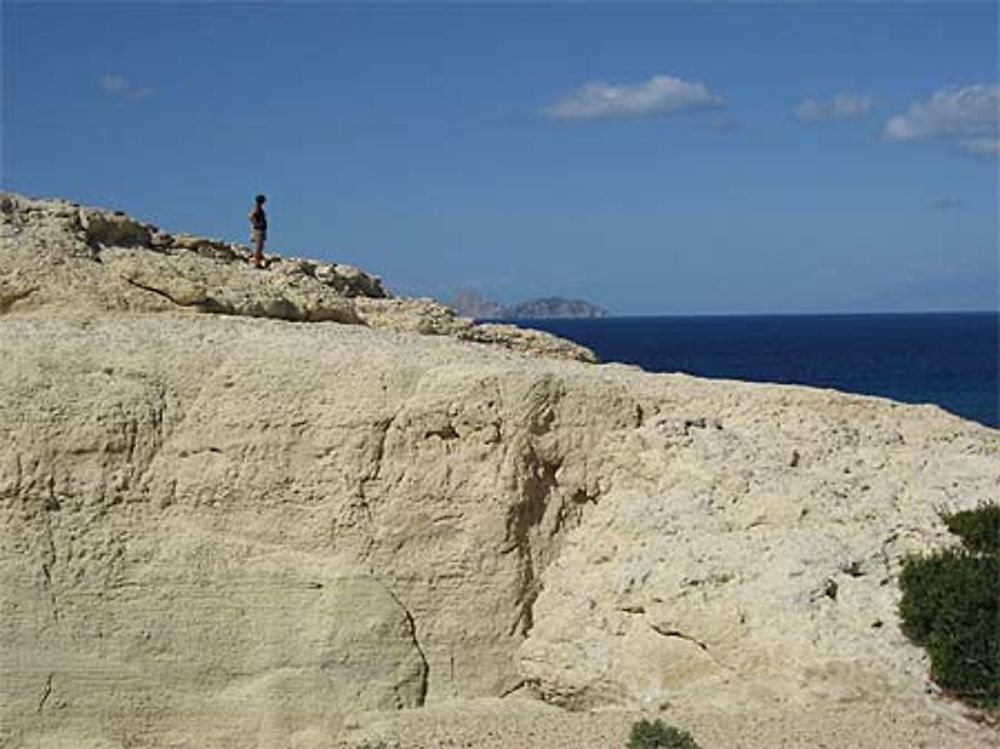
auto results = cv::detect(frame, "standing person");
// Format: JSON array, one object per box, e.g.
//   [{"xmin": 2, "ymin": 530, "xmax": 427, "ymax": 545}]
[{"xmin": 248, "ymin": 194, "xmax": 267, "ymax": 268}]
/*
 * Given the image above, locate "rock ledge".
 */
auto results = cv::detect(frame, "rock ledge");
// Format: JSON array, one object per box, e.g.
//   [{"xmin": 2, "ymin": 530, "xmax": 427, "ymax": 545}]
[{"xmin": 0, "ymin": 193, "xmax": 596, "ymax": 362}]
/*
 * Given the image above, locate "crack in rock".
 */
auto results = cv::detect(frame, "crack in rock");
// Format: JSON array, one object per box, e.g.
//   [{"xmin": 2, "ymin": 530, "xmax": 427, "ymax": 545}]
[
  {"xmin": 40, "ymin": 505, "xmax": 60, "ymax": 623},
  {"xmin": 122, "ymin": 277, "xmax": 188, "ymax": 307},
  {"xmin": 647, "ymin": 622, "xmax": 735, "ymax": 674},
  {"xmin": 37, "ymin": 673, "xmax": 53, "ymax": 713},
  {"xmin": 0, "ymin": 285, "xmax": 38, "ymax": 314},
  {"xmin": 377, "ymin": 581, "xmax": 429, "ymax": 707},
  {"xmin": 499, "ymin": 679, "xmax": 526, "ymax": 698},
  {"xmin": 648, "ymin": 623, "xmax": 711, "ymax": 652},
  {"xmin": 356, "ymin": 414, "xmax": 397, "ymax": 562}
]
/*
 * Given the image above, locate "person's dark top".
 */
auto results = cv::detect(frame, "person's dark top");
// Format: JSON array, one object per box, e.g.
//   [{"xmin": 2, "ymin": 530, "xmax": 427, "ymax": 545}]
[{"xmin": 251, "ymin": 207, "xmax": 267, "ymax": 231}]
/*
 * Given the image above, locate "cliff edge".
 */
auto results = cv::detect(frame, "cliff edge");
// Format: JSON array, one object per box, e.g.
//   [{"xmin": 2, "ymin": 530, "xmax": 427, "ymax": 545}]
[{"xmin": 0, "ymin": 193, "xmax": 596, "ymax": 363}]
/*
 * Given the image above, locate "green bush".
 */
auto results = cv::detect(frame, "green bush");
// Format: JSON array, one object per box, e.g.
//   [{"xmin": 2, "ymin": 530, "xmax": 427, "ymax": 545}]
[
  {"xmin": 898, "ymin": 504, "xmax": 999, "ymax": 709},
  {"xmin": 942, "ymin": 503, "xmax": 1000, "ymax": 554},
  {"xmin": 627, "ymin": 719, "xmax": 702, "ymax": 749}
]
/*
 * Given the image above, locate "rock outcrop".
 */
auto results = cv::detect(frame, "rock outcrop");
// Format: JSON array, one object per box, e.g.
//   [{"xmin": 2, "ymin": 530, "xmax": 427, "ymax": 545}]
[
  {"xmin": 0, "ymin": 193, "xmax": 595, "ymax": 362},
  {"xmin": 1, "ymin": 194, "xmax": 998, "ymax": 749}
]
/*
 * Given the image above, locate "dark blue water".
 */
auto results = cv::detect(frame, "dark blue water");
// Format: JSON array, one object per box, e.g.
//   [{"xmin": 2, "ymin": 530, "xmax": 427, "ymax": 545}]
[{"xmin": 510, "ymin": 313, "xmax": 999, "ymax": 429}]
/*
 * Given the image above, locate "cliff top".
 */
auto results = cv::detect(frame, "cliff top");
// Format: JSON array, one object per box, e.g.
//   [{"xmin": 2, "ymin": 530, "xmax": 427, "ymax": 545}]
[{"xmin": 0, "ymin": 192, "xmax": 596, "ymax": 362}]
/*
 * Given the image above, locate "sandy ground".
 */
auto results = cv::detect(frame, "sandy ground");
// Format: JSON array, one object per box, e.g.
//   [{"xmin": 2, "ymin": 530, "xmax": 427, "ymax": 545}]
[{"xmin": 334, "ymin": 696, "xmax": 1000, "ymax": 749}]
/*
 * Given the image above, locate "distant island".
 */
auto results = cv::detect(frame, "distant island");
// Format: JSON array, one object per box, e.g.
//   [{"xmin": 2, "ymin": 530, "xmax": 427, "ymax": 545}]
[{"xmin": 449, "ymin": 291, "xmax": 608, "ymax": 320}]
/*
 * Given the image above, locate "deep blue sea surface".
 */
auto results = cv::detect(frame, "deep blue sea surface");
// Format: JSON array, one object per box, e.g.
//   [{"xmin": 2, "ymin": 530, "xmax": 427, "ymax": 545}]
[{"xmin": 509, "ymin": 313, "xmax": 999, "ymax": 429}]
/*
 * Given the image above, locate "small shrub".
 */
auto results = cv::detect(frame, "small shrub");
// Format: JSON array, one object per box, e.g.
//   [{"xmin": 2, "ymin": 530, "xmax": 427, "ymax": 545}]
[
  {"xmin": 942, "ymin": 503, "xmax": 1000, "ymax": 555},
  {"xmin": 627, "ymin": 719, "xmax": 702, "ymax": 749},
  {"xmin": 899, "ymin": 503, "xmax": 999, "ymax": 710}
]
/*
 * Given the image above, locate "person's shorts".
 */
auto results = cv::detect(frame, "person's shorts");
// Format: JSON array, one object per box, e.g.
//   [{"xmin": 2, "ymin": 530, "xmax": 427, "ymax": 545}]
[{"xmin": 250, "ymin": 228, "xmax": 267, "ymax": 243}]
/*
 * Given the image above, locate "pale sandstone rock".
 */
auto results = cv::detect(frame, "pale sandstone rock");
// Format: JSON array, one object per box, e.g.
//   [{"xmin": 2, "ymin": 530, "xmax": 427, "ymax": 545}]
[
  {"xmin": 2, "ymin": 315, "xmax": 997, "ymax": 748},
  {"xmin": 334, "ymin": 693, "xmax": 996, "ymax": 749},
  {"xmin": 312, "ymin": 260, "xmax": 387, "ymax": 298},
  {"xmin": 1, "ymin": 193, "xmax": 590, "ymax": 361},
  {"xmin": 0, "ymin": 194, "xmax": 379, "ymax": 322},
  {"xmin": 100, "ymin": 247, "xmax": 363, "ymax": 323},
  {"xmin": 1, "ymin": 195, "xmax": 998, "ymax": 748},
  {"xmin": 353, "ymin": 297, "xmax": 597, "ymax": 362},
  {"xmin": 77, "ymin": 207, "xmax": 154, "ymax": 249}
]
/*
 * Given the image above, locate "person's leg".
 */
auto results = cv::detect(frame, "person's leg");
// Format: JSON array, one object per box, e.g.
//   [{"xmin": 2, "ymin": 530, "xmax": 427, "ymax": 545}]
[{"xmin": 252, "ymin": 232, "xmax": 264, "ymax": 267}]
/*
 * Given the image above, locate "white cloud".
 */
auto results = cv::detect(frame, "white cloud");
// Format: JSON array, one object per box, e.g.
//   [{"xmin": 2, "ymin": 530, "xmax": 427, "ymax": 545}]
[
  {"xmin": 99, "ymin": 74, "xmax": 129, "ymax": 93},
  {"xmin": 543, "ymin": 75, "xmax": 724, "ymax": 121},
  {"xmin": 793, "ymin": 93, "xmax": 873, "ymax": 122},
  {"xmin": 926, "ymin": 196, "xmax": 963, "ymax": 212},
  {"xmin": 882, "ymin": 84, "xmax": 998, "ymax": 157},
  {"xmin": 957, "ymin": 137, "xmax": 1000, "ymax": 158},
  {"xmin": 99, "ymin": 73, "xmax": 152, "ymax": 100}
]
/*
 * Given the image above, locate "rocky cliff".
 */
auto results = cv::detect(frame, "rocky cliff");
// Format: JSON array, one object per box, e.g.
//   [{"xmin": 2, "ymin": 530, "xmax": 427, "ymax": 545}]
[
  {"xmin": 0, "ymin": 194, "xmax": 595, "ymax": 363},
  {"xmin": 1, "ymin": 194, "xmax": 998, "ymax": 749}
]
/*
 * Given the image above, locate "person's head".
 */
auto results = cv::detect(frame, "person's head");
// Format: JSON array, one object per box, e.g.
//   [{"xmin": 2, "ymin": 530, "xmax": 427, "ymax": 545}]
[{"xmin": 255, "ymin": 194, "xmax": 266, "ymax": 206}]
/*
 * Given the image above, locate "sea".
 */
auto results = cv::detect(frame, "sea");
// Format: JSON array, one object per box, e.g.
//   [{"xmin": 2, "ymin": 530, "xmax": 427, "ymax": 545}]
[{"xmin": 507, "ymin": 312, "xmax": 999, "ymax": 430}]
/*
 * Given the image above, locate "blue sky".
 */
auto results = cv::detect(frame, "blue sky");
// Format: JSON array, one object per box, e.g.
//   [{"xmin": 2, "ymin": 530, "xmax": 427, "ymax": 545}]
[{"xmin": 4, "ymin": 2, "xmax": 998, "ymax": 314}]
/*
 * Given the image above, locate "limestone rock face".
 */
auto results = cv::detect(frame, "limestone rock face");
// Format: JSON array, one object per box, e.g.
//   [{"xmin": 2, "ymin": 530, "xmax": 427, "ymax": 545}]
[
  {"xmin": 1, "ymin": 193, "xmax": 593, "ymax": 362},
  {"xmin": 0, "ymin": 314, "xmax": 615, "ymax": 747},
  {"xmin": 0, "ymin": 193, "xmax": 381, "ymax": 320},
  {"xmin": 1, "ymin": 194, "xmax": 999, "ymax": 748},
  {"xmin": 3, "ymin": 314, "xmax": 998, "ymax": 748}
]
